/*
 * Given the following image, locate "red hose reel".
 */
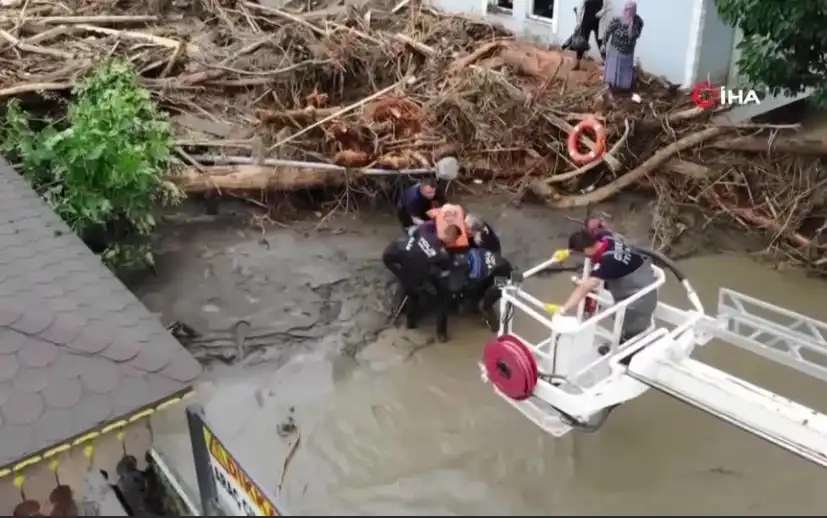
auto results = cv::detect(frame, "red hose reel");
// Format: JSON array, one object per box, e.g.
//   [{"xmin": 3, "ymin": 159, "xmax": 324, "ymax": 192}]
[
  {"xmin": 483, "ymin": 334, "xmax": 538, "ymax": 400},
  {"xmin": 484, "ymin": 297, "xmax": 599, "ymax": 400}
]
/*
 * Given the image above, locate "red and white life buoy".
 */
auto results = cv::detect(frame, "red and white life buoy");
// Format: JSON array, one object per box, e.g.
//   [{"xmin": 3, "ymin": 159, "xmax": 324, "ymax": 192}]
[{"xmin": 566, "ymin": 118, "xmax": 607, "ymax": 165}]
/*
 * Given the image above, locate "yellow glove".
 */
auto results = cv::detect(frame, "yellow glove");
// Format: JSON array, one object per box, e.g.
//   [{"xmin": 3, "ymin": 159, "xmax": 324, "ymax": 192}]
[
  {"xmin": 551, "ymin": 249, "xmax": 570, "ymax": 263},
  {"xmin": 544, "ymin": 303, "xmax": 561, "ymax": 314}
]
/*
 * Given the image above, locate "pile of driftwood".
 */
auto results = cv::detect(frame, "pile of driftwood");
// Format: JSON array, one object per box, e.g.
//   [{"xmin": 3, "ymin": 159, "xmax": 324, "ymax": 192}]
[{"xmin": 2, "ymin": 0, "xmax": 827, "ymax": 267}]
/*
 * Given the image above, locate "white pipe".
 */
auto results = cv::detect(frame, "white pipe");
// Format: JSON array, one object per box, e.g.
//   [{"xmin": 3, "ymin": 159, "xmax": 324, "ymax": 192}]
[
  {"xmin": 512, "ymin": 289, "xmax": 548, "ymax": 312},
  {"xmin": 502, "ymin": 292, "xmax": 558, "ymax": 331},
  {"xmin": 578, "ymin": 267, "xmax": 666, "ymax": 330},
  {"xmin": 523, "ymin": 257, "xmax": 561, "ymax": 278},
  {"xmin": 185, "ymin": 155, "xmax": 435, "ymax": 176}
]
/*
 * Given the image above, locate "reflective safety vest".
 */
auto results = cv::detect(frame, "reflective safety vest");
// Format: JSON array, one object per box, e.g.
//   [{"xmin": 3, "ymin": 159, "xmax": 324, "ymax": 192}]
[{"xmin": 427, "ymin": 203, "xmax": 469, "ymax": 249}]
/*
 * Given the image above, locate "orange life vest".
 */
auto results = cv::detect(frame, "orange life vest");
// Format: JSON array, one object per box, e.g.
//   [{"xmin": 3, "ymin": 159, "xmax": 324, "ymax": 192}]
[{"xmin": 427, "ymin": 203, "xmax": 469, "ymax": 249}]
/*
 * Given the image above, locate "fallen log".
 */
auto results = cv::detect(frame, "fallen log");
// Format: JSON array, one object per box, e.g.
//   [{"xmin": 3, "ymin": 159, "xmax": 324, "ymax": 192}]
[
  {"xmin": 535, "ymin": 127, "xmax": 727, "ymax": 208},
  {"xmin": 257, "ymin": 106, "xmax": 342, "ymax": 124},
  {"xmin": 0, "ymin": 81, "xmax": 72, "ymax": 98},
  {"xmin": 707, "ymin": 191, "xmax": 811, "ymax": 249},
  {"xmin": 169, "ymin": 165, "xmax": 359, "ymax": 192},
  {"xmin": 2, "ymin": 15, "xmax": 165, "ymax": 25},
  {"xmin": 450, "ymin": 40, "xmax": 506, "ymax": 70},
  {"xmin": 710, "ymin": 136, "xmax": 827, "ymax": 155},
  {"xmin": 76, "ymin": 24, "xmax": 199, "ymax": 53},
  {"xmin": 665, "ymin": 159, "xmax": 713, "ymax": 180},
  {"xmin": 0, "ymin": 28, "xmax": 73, "ymax": 59}
]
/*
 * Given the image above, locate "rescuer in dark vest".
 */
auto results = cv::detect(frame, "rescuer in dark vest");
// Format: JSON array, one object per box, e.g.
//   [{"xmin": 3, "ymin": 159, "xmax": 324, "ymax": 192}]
[
  {"xmin": 554, "ymin": 229, "xmax": 658, "ymax": 344},
  {"xmin": 396, "ymin": 178, "xmax": 444, "ymax": 234},
  {"xmin": 465, "ymin": 213, "xmax": 502, "ymax": 254},
  {"xmin": 382, "ymin": 223, "xmax": 460, "ymax": 342},
  {"xmin": 454, "ymin": 247, "xmax": 514, "ymax": 330}
]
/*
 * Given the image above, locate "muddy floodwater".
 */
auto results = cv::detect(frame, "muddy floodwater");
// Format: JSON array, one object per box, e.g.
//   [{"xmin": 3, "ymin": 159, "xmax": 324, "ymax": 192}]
[{"xmin": 136, "ymin": 197, "xmax": 827, "ymax": 515}]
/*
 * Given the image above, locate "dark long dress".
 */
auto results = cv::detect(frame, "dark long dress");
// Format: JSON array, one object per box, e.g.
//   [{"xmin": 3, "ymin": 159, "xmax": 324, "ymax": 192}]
[{"xmin": 603, "ymin": 14, "xmax": 643, "ymax": 90}]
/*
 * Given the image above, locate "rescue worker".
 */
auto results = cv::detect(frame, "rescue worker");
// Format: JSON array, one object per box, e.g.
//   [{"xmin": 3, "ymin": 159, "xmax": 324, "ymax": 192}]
[
  {"xmin": 456, "ymin": 247, "xmax": 513, "ymax": 330},
  {"xmin": 382, "ymin": 223, "xmax": 462, "ymax": 342},
  {"xmin": 550, "ymin": 229, "xmax": 658, "ymax": 346},
  {"xmin": 465, "ymin": 213, "xmax": 502, "ymax": 254},
  {"xmin": 585, "ymin": 216, "xmax": 610, "ymax": 237},
  {"xmin": 427, "ymin": 202, "xmax": 470, "ymax": 252},
  {"xmin": 396, "ymin": 178, "xmax": 444, "ymax": 234}
]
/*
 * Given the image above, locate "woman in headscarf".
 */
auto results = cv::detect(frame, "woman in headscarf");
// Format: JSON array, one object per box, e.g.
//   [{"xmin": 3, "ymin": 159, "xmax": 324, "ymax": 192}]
[{"xmin": 601, "ymin": 1, "xmax": 643, "ymax": 92}]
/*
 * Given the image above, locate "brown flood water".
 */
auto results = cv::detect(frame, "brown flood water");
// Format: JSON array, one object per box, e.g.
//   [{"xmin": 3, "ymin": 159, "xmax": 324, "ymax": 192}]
[{"xmin": 143, "ymin": 201, "xmax": 827, "ymax": 515}]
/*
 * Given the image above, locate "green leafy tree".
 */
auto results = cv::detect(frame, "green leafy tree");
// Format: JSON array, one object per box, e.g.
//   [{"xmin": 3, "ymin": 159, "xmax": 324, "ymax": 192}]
[
  {"xmin": 1, "ymin": 59, "xmax": 183, "ymax": 270},
  {"xmin": 715, "ymin": 0, "xmax": 827, "ymax": 104}
]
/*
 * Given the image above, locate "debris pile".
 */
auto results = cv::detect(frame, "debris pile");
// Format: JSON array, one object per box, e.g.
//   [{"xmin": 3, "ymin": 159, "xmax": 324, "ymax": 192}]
[{"xmin": 2, "ymin": 0, "xmax": 827, "ymax": 268}]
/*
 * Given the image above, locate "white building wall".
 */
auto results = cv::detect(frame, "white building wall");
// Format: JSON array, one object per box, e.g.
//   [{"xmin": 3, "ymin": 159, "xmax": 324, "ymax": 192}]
[{"xmin": 429, "ymin": 0, "xmax": 702, "ymax": 86}]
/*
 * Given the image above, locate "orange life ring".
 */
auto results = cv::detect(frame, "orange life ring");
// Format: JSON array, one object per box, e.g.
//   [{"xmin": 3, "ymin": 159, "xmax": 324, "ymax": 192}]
[{"xmin": 566, "ymin": 118, "xmax": 606, "ymax": 165}]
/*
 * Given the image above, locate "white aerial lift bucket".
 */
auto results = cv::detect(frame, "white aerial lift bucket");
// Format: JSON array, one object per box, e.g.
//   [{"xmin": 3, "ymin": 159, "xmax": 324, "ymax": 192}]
[{"xmin": 480, "ymin": 253, "xmax": 827, "ymax": 468}]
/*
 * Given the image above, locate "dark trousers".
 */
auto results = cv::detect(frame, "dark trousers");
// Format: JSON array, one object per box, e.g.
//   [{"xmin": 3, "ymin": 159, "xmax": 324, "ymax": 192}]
[
  {"xmin": 396, "ymin": 206, "xmax": 414, "ymax": 230},
  {"xmin": 576, "ymin": 19, "xmax": 603, "ymax": 61},
  {"xmin": 383, "ymin": 243, "xmax": 451, "ymax": 337},
  {"xmin": 463, "ymin": 262, "xmax": 512, "ymax": 329}
]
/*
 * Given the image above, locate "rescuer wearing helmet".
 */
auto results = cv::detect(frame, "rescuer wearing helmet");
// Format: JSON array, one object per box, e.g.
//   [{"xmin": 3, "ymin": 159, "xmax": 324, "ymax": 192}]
[
  {"xmin": 382, "ymin": 222, "xmax": 461, "ymax": 342},
  {"xmin": 585, "ymin": 216, "xmax": 611, "ymax": 237},
  {"xmin": 396, "ymin": 178, "xmax": 444, "ymax": 234},
  {"xmin": 464, "ymin": 213, "xmax": 501, "ymax": 254},
  {"xmin": 550, "ymin": 229, "xmax": 658, "ymax": 346}
]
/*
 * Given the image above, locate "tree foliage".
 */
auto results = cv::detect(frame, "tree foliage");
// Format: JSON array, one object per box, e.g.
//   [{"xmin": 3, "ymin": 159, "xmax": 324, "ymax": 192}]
[
  {"xmin": 715, "ymin": 0, "xmax": 827, "ymax": 104},
  {"xmin": 1, "ymin": 59, "xmax": 183, "ymax": 270}
]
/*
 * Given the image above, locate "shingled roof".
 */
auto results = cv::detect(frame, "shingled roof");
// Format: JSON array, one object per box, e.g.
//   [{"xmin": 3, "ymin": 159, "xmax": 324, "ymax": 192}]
[{"xmin": 0, "ymin": 158, "xmax": 201, "ymax": 469}]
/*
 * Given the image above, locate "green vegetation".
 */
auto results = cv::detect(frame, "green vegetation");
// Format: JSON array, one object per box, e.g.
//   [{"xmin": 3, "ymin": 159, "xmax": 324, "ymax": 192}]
[
  {"xmin": 716, "ymin": 0, "xmax": 827, "ymax": 104},
  {"xmin": 1, "ymin": 59, "xmax": 183, "ymax": 270}
]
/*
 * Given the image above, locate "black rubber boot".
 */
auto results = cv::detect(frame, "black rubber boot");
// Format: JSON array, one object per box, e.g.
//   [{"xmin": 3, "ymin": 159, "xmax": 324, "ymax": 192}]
[
  {"xmin": 405, "ymin": 295, "xmax": 418, "ymax": 329},
  {"xmin": 479, "ymin": 300, "xmax": 498, "ymax": 331},
  {"xmin": 436, "ymin": 315, "xmax": 448, "ymax": 343}
]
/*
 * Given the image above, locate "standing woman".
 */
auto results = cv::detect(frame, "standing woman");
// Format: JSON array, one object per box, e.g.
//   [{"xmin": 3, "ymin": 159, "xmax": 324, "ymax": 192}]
[{"xmin": 602, "ymin": 1, "xmax": 643, "ymax": 92}]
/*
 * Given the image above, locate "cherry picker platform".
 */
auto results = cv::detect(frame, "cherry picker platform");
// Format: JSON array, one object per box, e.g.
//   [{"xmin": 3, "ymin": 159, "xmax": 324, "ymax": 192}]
[{"xmin": 480, "ymin": 254, "xmax": 827, "ymax": 469}]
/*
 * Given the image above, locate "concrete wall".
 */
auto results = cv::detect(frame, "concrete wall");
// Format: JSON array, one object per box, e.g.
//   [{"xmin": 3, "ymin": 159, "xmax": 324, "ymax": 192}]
[
  {"xmin": 429, "ymin": 0, "xmax": 701, "ymax": 86},
  {"xmin": 693, "ymin": 0, "xmax": 736, "ymax": 85}
]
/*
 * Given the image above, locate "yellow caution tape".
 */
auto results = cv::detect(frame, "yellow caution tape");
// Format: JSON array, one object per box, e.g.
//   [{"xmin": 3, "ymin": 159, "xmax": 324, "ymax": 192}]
[
  {"xmin": 43, "ymin": 444, "xmax": 70, "ymax": 459},
  {"xmin": 13, "ymin": 456, "xmax": 41, "ymax": 472},
  {"xmin": 101, "ymin": 419, "xmax": 128, "ymax": 435}
]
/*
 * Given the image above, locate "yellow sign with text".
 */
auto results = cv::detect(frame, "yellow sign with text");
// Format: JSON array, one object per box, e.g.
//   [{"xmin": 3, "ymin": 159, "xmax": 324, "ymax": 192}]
[{"xmin": 203, "ymin": 426, "xmax": 281, "ymax": 516}]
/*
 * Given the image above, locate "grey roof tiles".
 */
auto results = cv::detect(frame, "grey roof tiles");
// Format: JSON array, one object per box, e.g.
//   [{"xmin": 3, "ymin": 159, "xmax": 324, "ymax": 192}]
[{"xmin": 0, "ymin": 158, "xmax": 201, "ymax": 469}]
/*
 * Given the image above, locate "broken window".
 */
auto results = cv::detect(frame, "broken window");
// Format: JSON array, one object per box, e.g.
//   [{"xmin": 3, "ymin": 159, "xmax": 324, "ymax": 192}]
[
  {"xmin": 531, "ymin": 0, "xmax": 554, "ymax": 19},
  {"xmin": 488, "ymin": 0, "xmax": 513, "ymax": 14}
]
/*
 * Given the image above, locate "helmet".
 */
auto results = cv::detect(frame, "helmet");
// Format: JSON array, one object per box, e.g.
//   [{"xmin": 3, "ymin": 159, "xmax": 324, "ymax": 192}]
[
  {"xmin": 465, "ymin": 213, "xmax": 485, "ymax": 233},
  {"xmin": 585, "ymin": 217, "xmax": 608, "ymax": 236}
]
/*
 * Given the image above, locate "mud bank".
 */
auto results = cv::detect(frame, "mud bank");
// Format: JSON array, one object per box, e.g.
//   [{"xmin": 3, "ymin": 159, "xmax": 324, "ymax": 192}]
[{"xmin": 135, "ymin": 194, "xmax": 827, "ymax": 515}]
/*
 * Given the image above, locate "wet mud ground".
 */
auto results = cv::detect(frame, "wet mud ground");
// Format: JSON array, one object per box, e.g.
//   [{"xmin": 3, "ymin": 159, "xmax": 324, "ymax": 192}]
[{"xmin": 134, "ymin": 194, "xmax": 827, "ymax": 515}]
